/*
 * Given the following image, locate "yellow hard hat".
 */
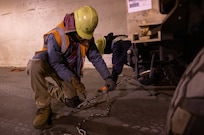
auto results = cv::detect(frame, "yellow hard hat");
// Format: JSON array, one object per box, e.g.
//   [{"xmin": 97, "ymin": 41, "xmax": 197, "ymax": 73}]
[
  {"xmin": 74, "ymin": 6, "xmax": 98, "ymax": 40},
  {"xmin": 95, "ymin": 37, "xmax": 106, "ymax": 54}
]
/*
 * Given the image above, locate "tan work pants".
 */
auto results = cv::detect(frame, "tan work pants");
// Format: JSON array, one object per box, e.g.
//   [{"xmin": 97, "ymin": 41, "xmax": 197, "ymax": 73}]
[{"xmin": 27, "ymin": 59, "xmax": 77, "ymax": 108}]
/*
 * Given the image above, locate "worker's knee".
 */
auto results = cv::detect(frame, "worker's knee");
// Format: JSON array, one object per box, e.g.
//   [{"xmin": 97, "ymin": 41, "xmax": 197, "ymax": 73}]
[{"xmin": 27, "ymin": 59, "xmax": 46, "ymax": 76}]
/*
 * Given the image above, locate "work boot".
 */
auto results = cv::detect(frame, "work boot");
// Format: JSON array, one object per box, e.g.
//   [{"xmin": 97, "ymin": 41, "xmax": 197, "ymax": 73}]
[{"xmin": 33, "ymin": 105, "xmax": 52, "ymax": 129}]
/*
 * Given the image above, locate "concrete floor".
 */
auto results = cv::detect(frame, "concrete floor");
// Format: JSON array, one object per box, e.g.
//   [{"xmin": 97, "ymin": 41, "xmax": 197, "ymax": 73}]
[{"xmin": 0, "ymin": 67, "xmax": 174, "ymax": 135}]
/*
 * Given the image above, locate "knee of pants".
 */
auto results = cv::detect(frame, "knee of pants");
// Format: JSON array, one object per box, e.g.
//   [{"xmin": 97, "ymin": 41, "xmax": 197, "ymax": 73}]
[{"xmin": 27, "ymin": 59, "xmax": 46, "ymax": 76}]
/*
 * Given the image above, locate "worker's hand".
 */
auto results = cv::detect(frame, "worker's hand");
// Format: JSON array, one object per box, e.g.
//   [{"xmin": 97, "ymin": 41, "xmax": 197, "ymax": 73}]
[
  {"xmin": 71, "ymin": 76, "xmax": 86, "ymax": 94},
  {"xmin": 105, "ymin": 77, "xmax": 116, "ymax": 91}
]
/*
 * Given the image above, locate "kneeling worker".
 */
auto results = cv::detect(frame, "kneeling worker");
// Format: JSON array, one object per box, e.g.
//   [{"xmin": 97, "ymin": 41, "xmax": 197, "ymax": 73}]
[{"xmin": 27, "ymin": 6, "xmax": 116, "ymax": 129}]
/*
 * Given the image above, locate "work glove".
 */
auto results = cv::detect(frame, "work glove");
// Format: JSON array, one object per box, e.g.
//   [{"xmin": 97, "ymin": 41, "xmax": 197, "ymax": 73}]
[
  {"xmin": 105, "ymin": 77, "xmax": 116, "ymax": 91},
  {"xmin": 64, "ymin": 96, "xmax": 81, "ymax": 108},
  {"xmin": 71, "ymin": 76, "xmax": 86, "ymax": 99}
]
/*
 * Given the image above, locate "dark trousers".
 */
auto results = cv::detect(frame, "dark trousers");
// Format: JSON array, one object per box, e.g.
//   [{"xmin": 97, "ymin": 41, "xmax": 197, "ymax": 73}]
[{"xmin": 111, "ymin": 40, "xmax": 132, "ymax": 82}]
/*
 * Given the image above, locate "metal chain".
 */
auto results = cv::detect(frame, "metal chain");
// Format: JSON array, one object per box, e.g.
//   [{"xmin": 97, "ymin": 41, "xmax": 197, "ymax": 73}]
[
  {"xmin": 53, "ymin": 89, "xmax": 107, "ymax": 120},
  {"xmin": 52, "ymin": 75, "xmax": 138, "ymax": 135},
  {"xmin": 73, "ymin": 74, "xmax": 169, "ymax": 135},
  {"xmin": 52, "ymin": 87, "xmax": 111, "ymax": 135},
  {"xmin": 76, "ymin": 91, "xmax": 111, "ymax": 135},
  {"xmin": 47, "ymin": 74, "xmax": 161, "ymax": 135},
  {"xmin": 74, "ymin": 76, "xmax": 137, "ymax": 135}
]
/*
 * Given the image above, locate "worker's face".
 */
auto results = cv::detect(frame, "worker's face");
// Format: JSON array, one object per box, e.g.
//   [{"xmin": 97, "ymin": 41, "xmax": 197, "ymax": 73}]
[{"xmin": 76, "ymin": 34, "xmax": 91, "ymax": 45}]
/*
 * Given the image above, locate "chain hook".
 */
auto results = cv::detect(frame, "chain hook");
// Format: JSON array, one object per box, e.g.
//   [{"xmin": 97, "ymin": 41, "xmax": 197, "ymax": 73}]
[{"xmin": 76, "ymin": 127, "xmax": 86, "ymax": 135}]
